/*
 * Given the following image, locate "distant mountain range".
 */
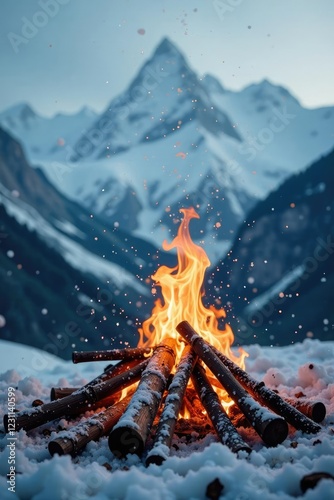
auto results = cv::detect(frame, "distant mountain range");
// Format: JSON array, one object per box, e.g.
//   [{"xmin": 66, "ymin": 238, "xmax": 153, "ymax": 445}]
[
  {"xmin": 1, "ymin": 38, "xmax": 333, "ymax": 261},
  {"xmin": 0, "ymin": 104, "xmax": 97, "ymax": 159},
  {"xmin": 0, "ymin": 126, "xmax": 175, "ymax": 357},
  {"xmin": 0, "ymin": 38, "xmax": 333, "ymax": 354},
  {"xmin": 208, "ymin": 147, "xmax": 334, "ymax": 345}
]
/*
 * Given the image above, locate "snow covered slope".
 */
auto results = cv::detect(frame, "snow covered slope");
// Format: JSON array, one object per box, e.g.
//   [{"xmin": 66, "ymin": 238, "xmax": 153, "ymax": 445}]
[
  {"xmin": 204, "ymin": 75, "xmax": 334, "ymax": 170},
  {"xmin": 0, "ymin": 126, "xmax": 174, "ymax": 356},
  {"xmin": 211, "ymin": 147, "xmax": 334, "ymax": 345},
  {"xmin": 0, "ymin": 103, "xmax": 97, "ymax": 160},
  {"xmin": 0, "ymin": 182, "xmax": 145, "ymax": 293},
  {"xmin": 0, "ymin": 338, "xmax": 333, "ymax": 499},
  {"xmin": 1, "ymin": 38, "xmax": 333, "ymax": 263}
]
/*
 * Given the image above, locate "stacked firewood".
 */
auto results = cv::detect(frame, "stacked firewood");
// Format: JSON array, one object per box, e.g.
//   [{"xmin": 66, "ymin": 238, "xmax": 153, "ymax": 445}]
[{"xmin": 4, "ymin": 322, "xmax": 326, "ymax": 464}]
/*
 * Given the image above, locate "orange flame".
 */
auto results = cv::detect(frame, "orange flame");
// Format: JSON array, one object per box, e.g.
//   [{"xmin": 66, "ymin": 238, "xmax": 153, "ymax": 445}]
[{"xmin": 138, "ymin": 207, "xmax": 247, "ymax": 407}]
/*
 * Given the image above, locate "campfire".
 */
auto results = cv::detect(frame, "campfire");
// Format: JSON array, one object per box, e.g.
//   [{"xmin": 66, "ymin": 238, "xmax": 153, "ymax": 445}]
[{"xmin": 4, "ymin": 208, "xmax": 325, "ymax": 463}]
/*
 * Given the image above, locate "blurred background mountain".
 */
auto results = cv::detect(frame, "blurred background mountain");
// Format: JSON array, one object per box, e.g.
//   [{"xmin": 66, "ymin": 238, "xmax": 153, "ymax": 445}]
[{"xmin": 1, "ymin": 3, "xmax": 333, "ymax": 357}]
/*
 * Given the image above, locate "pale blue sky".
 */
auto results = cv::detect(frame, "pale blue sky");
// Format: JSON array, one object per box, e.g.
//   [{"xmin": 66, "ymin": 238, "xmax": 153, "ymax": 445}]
[{"xmin": 1, "ymin": 0, "xmax": 333, "ymax": 116}]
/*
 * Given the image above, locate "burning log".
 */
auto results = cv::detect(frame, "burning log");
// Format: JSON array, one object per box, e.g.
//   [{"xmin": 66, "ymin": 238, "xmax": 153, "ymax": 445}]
[
  {"xmin": 49, "ymin": 358, "xmax": 147, "ymax": 402},
  {"xmin": 50, "ymin": 386, "xmax": 128, "ymax": 417},
  {"xmin": 4, "ymin": 359, "xmax": 149, "ymax": 432},
  {"xmin": 50, "ymin": 386, "xmax": 123, "ymax": 414},
  {"xmin": 83, "ymin": 357, "xmax": 147, "ymax": 386},
  {"xmin": 72, "ymin": 347, "xmax": 154, "ymax": 364},
  {"xmin": 48, "ymin": 394, "xmax": 133, "ymax": 457},
  {"xmin": 145, "ymin": 345, "xmax": 197, "ymax": 466},
  {"xmin": 184, "ymin": 388, "xmax": 206, "ymax": 418},
  {"xmin": 191, "ymin": 363, "xmax": 252, "ymax": 455},
  {"xmin": 50, "ymin": 387, "xmax": 78, "ymax": 401},
  {"xmin": 108, "ymin": 338, "xmax": 176, "ymax": 458},
  {"xmin": 282, "ymin": 397, "xmax": 326, "ymax": 424},
  {"xmin": 208, "ymin": 344, "xmax": 322, "ymax": 434},
  {"xmin": 104, "ymin": 358, "xmax": 148, "ymax": 378},
  {"xmin": 176, "ymin": 321, "xmax": 288, "ymax": 447}
]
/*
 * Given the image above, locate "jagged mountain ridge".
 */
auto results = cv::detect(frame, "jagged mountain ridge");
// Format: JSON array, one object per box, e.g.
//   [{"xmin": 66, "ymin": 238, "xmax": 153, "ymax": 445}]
[
  {"xmin": 0, "ymin": 203, "xmax": 141, "ymax": 358},
  {"xmin": 0, "ymin": 103, "xmax": 97, "ymax": 159},
  {"xmin": 0, "ymin": 126, "xmax": 174, "ymax": 281},
  {"xmin": 70, "ymin": 37, "xmax": 241, "ymax": 161},
  {"xmin": 208, "ymin": 148, "xmax": 334, "ymax": 345},
  {"xmin": 0, "ymin": 127, "xmax": 180, "ymax": 356},
  {"xmin": 205, "ymin": 76, "xmax": 334, "ymax": 170},
  {"xmin": 1, "ymin": 38, "xmax": 333, "ymax": 262}
]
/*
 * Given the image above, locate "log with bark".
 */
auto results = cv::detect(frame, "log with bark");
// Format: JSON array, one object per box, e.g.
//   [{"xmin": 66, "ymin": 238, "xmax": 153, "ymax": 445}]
[
  {"xmin": 48, "ymin": 394, "xmax": 133, "ymax": 457},
  {"xmin": 191, "ymin": 362, "xmax": 252, "ymax": 455},
  {"xmin": 108, "ymin": 338, "xmax": 176, "ymax": 458},
  {"xmin": 146, "ymin": 345, "xmax": 197, "ymax": 466},
  {"xmin": 209, "ymin": 344, "xmax": 322, "ymax": 434},
  {"xmin": 283, "ymin": 397, "xmax": 326, "ymax": 424},
  {"xmin": 50, "ymin": 387, "xmax": 78, "ymax": 401},
  {"xmin": 50, "ymin": 358, "xmax": 145, "ymax": 406},
  {"xmin": 72, "ymin": 347, "xmax": 154, "ymax": 364},
  {"xmin": 176, "ymin": 321, "xmax": 288, "ymax": 447},
  {"xmin": 184, "ymin": 388, "xmax": 206, "ymax": 418},
  {"xmin": 4, "ymin": 359, "xmax": 149, "ymax": 432}
]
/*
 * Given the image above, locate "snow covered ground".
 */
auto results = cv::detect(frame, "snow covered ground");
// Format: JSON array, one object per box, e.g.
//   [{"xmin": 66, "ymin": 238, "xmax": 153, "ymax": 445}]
[{"xmin": 0, "ymin": 339, "xmax": 333, "ymax": 500}]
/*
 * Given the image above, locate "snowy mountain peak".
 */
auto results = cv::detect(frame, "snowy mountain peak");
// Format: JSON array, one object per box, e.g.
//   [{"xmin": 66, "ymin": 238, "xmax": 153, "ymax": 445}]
[
  {"xmin": 0, "ymin": 102, "xmax": 36, "ymax": 117},
  {"xmin": 70, "ymin": 37, "xmax": 242, "ymax": 161},
  {"xmin": 202, "ymin": 74, "xmax": 227, "ymax": 95},
  {"xmin": 80, "ymin": 105, "xmax": 97, "ymax": 118},
  {"xmin": 0, "ymin": 102, "xmax": 37, "ymax": 130},
  {"xmin": 53, "ymin": 106, "xmax": 97, "ymax": 121},
  {"xmin": 242, "ymin": 79, "xmax": 300, "ymax": 106},
  {"xmin": 0, "ymin": 102, "xmax": 97, "ymax": 160},
  {"xmin": 153, "ymin": 37, "xmax": 183, "ymax": 57},
  {"xmin": 141, "ymin": 36, "xmax": 194, "ymax": 82}
]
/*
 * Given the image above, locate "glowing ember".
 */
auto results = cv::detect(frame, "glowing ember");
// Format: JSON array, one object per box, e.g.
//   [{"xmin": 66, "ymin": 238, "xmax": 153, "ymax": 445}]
[{"xmin": 138, "ymin": 207, "xmax": 248, "ymax": 406}]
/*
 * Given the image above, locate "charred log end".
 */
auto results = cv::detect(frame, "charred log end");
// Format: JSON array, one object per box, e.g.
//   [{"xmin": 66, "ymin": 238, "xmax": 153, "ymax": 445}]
[
  {"xmin": 145, "ymin": 454, "xmax": 166, "ymax": 467},
  {"xmin": 260, "ymin": 417, "xmax": 288, "ymax": 447},
  {"xmin": 48, "ymin": 438, "xmax": 73, "ymax": 457},
  {"xmin": 311, "ymin": 402, "xmax": 326, "ymax": 423},
  {"xmin": 108, "ymin": 426, "xmax": 144, "ymax": 459},
  {"xmin": 300, "ymin": 472, "xmax": 334, "ymax": 493},
  {"xmin": 206, "ymin": 477, "xmax": 224, "ymax": 500}
]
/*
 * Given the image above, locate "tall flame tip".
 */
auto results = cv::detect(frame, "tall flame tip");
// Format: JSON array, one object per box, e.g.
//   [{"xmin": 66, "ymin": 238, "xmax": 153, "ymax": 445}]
[{"xmin": 138, "ymin": 205, "xmax": 248, "ymax": 408}]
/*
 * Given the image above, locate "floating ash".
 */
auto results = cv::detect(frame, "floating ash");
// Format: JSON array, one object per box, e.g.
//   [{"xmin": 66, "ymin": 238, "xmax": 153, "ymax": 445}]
[
  {"xmin": 137, "ymin": 207, "xmax": 248, "ymax": 399},
  {"xmin": 1, "ymin": 208, "xmax": 329, "ymax": 479}
]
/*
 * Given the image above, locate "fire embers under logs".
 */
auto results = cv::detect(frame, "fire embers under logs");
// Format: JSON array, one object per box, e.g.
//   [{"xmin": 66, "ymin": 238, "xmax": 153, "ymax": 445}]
[{"xmin": 4, "ymin": 326, "xmax": 325, "ymax": 464}]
